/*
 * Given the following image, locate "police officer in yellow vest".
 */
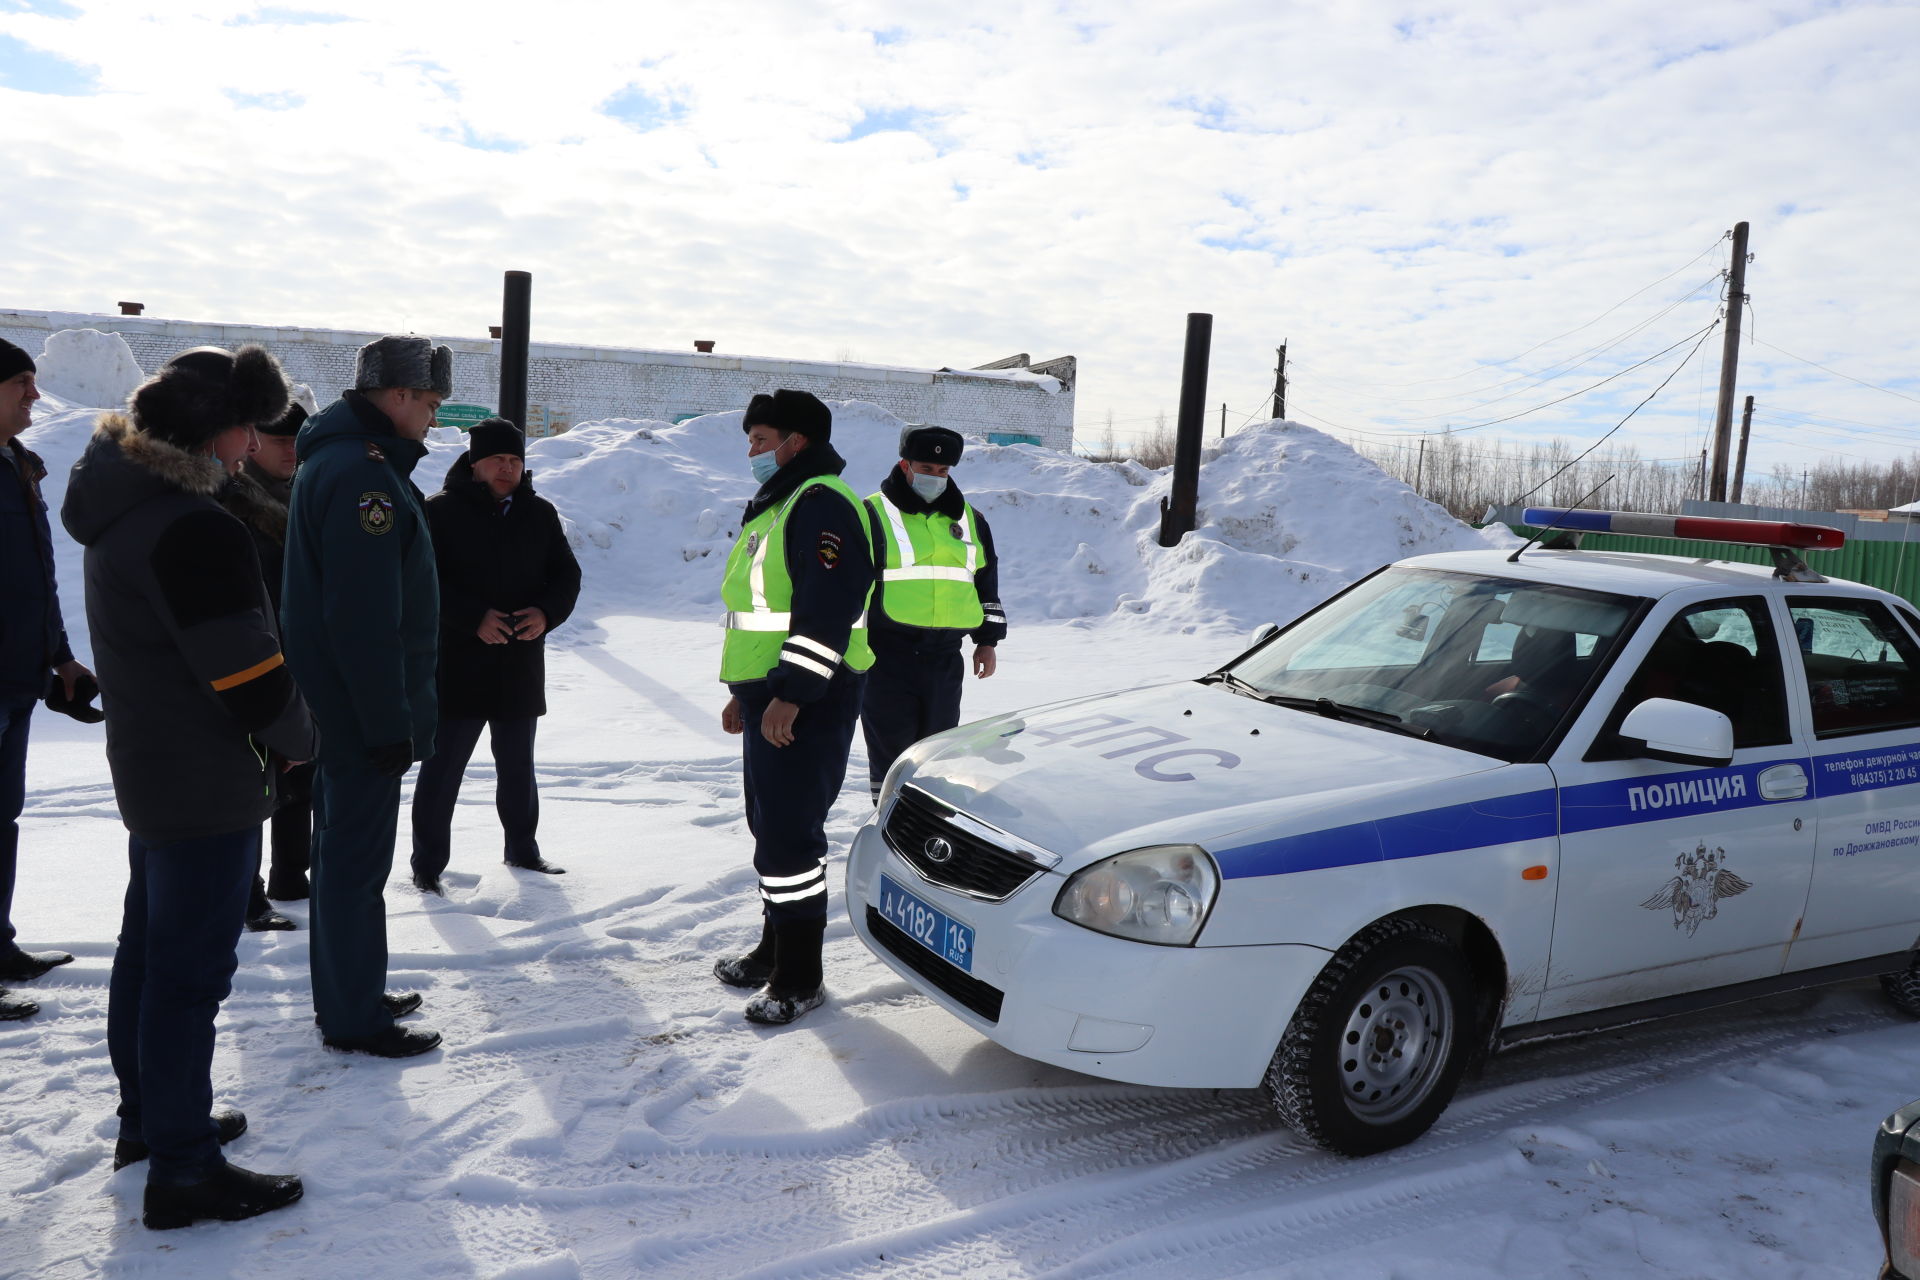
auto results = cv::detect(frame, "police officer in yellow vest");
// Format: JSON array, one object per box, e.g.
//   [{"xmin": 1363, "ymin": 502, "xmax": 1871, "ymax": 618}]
[
  {"xmin": 715, "ymin": 390, "xmax": 876, "ymax": 1026},
  {"xmin": 861, "ymin": 425, "xmax": 1006, "ymax": 802}
]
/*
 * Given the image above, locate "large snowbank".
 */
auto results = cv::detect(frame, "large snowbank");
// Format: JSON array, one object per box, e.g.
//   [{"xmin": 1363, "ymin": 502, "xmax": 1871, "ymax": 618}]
[{"xmin": 32, "ymin": 328, "xmax": 144, "ymax": 410}]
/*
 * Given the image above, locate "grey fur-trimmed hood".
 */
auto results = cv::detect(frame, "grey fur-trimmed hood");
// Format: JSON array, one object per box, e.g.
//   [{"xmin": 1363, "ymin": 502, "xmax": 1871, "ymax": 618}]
[{"xmin": 60, "ymin": 412, "xmax": 230, "ymax": 547}]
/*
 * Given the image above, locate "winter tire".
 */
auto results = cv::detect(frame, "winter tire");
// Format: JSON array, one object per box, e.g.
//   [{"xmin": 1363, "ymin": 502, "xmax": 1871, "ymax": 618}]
[
  {"xmin": 1263, "ymin": 917, "xmax": 1475, "ymax": 1156},
  {"xmin": 1881, "ymin": 957, "xmax": 1920, "ymax": 1017}
]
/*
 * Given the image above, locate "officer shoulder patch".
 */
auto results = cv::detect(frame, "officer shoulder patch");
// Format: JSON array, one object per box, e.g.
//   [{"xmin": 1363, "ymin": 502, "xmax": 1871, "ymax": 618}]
[
  {"xmin": 358, "ymin": 491, "xmax": 395, "ymax": 535},
  {"xmin": 817, "ymin": 530, "xmax": 843, "ymax": 569},
  {"xmin": 364, "ymin": 441, "xmax": 387, "ymax": 462}
]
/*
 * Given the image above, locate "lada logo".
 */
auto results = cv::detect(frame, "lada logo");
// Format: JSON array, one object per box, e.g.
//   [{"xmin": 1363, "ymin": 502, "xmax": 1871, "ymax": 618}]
[{"xmin": 923, "ymin": 837, "xmax": 954, "ymax": 865}]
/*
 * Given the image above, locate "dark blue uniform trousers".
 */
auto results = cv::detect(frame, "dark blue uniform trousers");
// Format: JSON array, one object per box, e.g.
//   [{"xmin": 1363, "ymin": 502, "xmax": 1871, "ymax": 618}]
[
  {"xmin": 860, "ymin": 640, "xmax": 964, "ymax": 800},
  {"xmin": 309, "ymin": 761, "xmax": 402, "ymax": 1040},
  {"xmin": 738, "ymin": 670, "xmax": 865, "ymax": 924},
  {"xmin": 409, "ymin": 716, "xmax": 540, "ymax": 879},
  {"xmin": 0, "ymin": 699, "xmax": 32, "ymax": 955},
  {"xmin": 108, "ymin": 826, "xmax": 255, "ymax": 1185}
]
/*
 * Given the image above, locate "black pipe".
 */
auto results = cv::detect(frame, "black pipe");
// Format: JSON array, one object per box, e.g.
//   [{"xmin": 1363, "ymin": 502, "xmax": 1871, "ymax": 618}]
[
  {"xmin": 498, "ymin": 270, "xmax": 532, "ymax": 430},
  {"xmin": 1158, "ymin": 312, "xmax": 1212, "ymax": 547}
]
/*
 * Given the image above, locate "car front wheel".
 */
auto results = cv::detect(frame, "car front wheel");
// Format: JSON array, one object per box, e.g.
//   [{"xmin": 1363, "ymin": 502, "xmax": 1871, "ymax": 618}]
[{"xmin": 1263, "ymin": 917, "xmax": 1476, "ymax": 1156}]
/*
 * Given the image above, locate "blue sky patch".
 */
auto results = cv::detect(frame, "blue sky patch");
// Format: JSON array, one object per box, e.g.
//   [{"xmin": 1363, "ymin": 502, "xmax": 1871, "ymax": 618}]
[
  {"xmin": 1, "ymin": 1, "xmax": 81, "ymax": 16},
  {"xmin": 0, "ymin": 34, "xmax": 96, "ymax": 95},
  {"xmin": 602, "ymin": 85, "xmax": 686, "ymax": 132},
  {"xmin": 226, "ymin": 89, "xmax": 304, "ymax": 111},
  {"xmin": 227, "ymin": 6, "xmax": 350, "ymax": 23},
  {"xmin": 437, "ymin": 123, "xmax": 525, "ymax": 153},
  {"xmin": 871, "ymin": 26, "xmax": 905, "ymax": 45},
  {"xmin": 841, "ymin": 106, "xmax": 940, "ymax": 142}
]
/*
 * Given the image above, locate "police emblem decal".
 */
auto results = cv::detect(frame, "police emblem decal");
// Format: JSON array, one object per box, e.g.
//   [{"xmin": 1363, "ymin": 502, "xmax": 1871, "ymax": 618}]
[
  {"xmin": 358, "ymin": 491, "xmax": 395, "ymax": 535},
  {"xmin": 745, "ymin": 532, "xmax": 759, "ymax": 555},
  {"xmin": 816, "ymin": 530, "xmax": 843, "ymax": 569},
  {"xmin": 949, "ymin": 522, "xmax": 966, "ymax": 540},
  {"xmin": 923, "ymin": 837, "xmax": 954, "ymax": 864},
  {"xmin": 1640, "ymin": 842, "xmax": 1751, "ymax": 936}
]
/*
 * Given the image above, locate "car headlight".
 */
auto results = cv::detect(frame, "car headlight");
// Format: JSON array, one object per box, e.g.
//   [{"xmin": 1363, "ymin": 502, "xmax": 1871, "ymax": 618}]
[{"xmin": 1053, "ymin": 845, "xmax": 1219, "ymax": 946}]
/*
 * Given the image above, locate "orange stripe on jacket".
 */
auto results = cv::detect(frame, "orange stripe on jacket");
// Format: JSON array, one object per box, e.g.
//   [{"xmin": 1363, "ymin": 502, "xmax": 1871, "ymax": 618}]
[{"xmin": 210, "ymin": 652, "xmax": 285, "ymax": 692}]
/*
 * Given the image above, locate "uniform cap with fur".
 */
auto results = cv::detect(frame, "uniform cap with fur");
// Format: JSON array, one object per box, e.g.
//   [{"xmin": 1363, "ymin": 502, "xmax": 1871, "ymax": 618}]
[
  {"xmin": 354, "ymin": 334, "xmax": 453, "ymax": 397},
  {"xmin": 763, "ymin": 388, "xmax": 831, "ymax": 442},
  {"xmin": 129, "ymin": 344, "xmax": 291, "ymax": 449},
  {"xmin": 900, "ymin": 425, "xmax": 963, "ymax": 464}
]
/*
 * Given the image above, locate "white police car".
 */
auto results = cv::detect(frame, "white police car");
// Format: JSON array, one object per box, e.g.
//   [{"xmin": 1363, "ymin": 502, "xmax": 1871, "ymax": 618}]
[{"xmin": 848, "ymin": 509, "xmax": 1920, "ymax": 1154}]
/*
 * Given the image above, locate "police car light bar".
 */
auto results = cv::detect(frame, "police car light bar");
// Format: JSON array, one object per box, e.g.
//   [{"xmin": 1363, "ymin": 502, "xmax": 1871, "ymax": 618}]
[{"xmin": 1520, "ymin": 508, "xmax": 1846, "ymax": 550}]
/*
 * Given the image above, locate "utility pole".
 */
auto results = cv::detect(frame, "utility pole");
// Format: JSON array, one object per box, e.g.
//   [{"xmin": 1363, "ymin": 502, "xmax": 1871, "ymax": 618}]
[
  {"xmin": 1220, "ymin": 402, "xmax": 1227, "ymax": 439},
  {"xmin": 499, "ymin": 270, "xmax": 533, "ymax": 431},
  {"xmin": 1272, "ymin": 341, "xmax": 1287, "ymax": 420},
  {"xmin": 1698, "ymin": 449, "xmax": 1707, "ymax": 501},
  {"xmin": 1730, "ymin": 394, "xmax": 1755, "ymax": 504},
  {"xmin": 1158, "ymin": 313, "xmax": 1213, "ymax": 547},
  {"xmin": 1415, "ymin": 437, "xmax": 1426, "ymax": 495},
  {"xmin": 1707, "ymin": 222, "xmax": 1750, "ymax": 502}
]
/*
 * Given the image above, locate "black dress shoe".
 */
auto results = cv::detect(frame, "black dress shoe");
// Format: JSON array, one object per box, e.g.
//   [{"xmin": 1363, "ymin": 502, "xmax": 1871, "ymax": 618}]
[
  {"xmin": 0, "ymin": 988, "xmax": 37, "ymax": 1021},
  {"xmin": 412, "ymin": 872, "xmax": 443, "ymax": 895},
  {"xmin": 142, "ymin": 1161, "xmax": 302, "ymax": 1230},
  {"xmin": 0, "ymin": 949, "xmax": 74, "ymax": 982},
  {"xmin": 244, "ymin": 908, "xmax": 295, "ymax": 932},
  {"xmin": 323, "ymin": 1024, "xmax": 442, "ymax": 1058},
  {"xmin": 266, "ymin": 872, "xmax": 310, "ymax": 902},
  {"xmin": 506, "ymin": 857, "xmax": 566, "ymax": 875},
  {"xmin": 113, "ymin": 1107, "xmax": 248, "ymax": 1170},
  {"xmin": 311, "ymin": 993, "xmax": 423, "ymax": 1025}
]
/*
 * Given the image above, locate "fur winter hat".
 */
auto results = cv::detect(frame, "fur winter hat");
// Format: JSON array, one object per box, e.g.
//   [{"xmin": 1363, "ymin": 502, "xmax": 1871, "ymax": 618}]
[
  {"xmin": 900, "ymin": 425, "xmax": 963, "ymax": 465},
  {"xmin": 129, "ymin": 344, "xmax": 291, "ymax": 449},
  {"xmin": 259, "ymin": 381, "xmax": 318, "ymax": 436},
  {"xmin": 763, "ymin": 389, "xmax": 831, "ymax": 442},
  {"xmin": 467, "ymin": 417, "xmax": 524, "ymax": 462},
  {"xmin": 0, "ymin": 338, "xmax": 34, "ymax": 384},
  {"xmin": 354, "ymin": 334, "xmax": 453, "ymax": 397},
  {"xmin": 741, "ymin": 393, "xmax": 776, "ymax": 431}
]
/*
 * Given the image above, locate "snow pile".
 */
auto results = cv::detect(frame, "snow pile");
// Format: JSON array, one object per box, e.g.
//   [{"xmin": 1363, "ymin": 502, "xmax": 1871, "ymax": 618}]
[{"xmin": 30, "ymin": 328, "xmax": 145, "ymax": 410}]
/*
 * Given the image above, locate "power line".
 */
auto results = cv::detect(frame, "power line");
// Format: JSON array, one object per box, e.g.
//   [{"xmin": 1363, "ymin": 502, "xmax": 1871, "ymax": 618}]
[{"xmin": 1750, "ymin": 337, "xmax": 1920, "ymax": 406}]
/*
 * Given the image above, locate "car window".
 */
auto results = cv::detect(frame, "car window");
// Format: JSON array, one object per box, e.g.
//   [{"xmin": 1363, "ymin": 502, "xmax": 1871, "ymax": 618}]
[
  {"xmin": 1788, "ymin": 598, "xmax": 1920, "ymax": 738},
  {"xmin": 1227, "ymin": 567, "xmax": 1638, "ymax": 762},
  {"xmin": 1609, "ymin": 598, "xmax": 1790, "ymax": 749}
]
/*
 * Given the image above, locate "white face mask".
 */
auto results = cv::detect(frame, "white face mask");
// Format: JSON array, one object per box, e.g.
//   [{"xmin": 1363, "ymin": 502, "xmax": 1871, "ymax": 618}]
[{"xmin": 910, "ymin": 473, "xmax": 948, "ymax": 502}]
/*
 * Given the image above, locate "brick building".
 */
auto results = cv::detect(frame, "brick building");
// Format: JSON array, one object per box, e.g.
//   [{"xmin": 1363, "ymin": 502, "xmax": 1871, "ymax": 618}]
[{"xmin": 0, "ymin": 308, "xmax": 1077, "ymax": 449}]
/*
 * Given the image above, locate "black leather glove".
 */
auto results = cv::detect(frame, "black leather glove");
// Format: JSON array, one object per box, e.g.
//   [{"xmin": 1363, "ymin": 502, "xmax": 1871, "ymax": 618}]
[
  {"xmin": 44, "ymin": 671, "xmax": 106, "ymax": 724},
  {"xmin": 367, "ymin": 739, "xmax": 414, "ymax": 778}
]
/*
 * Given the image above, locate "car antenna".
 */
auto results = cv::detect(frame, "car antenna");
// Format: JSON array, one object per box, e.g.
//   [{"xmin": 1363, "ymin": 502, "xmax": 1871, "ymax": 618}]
[{"xmin": 1507, "ymin": 476, "xmax": 1615, "ymax": 564}]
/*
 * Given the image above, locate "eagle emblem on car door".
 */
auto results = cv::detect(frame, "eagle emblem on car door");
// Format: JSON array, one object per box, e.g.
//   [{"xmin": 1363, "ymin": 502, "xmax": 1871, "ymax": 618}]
[{"xmin": 1641, "ymin": 842, "xmax": 1752, "ymax": 936}]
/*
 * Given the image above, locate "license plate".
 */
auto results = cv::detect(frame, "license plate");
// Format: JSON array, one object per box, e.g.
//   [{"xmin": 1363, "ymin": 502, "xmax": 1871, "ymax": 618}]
[{"xmin": 877, "ymin": 875, "xmax": 975, "ymax": 973}]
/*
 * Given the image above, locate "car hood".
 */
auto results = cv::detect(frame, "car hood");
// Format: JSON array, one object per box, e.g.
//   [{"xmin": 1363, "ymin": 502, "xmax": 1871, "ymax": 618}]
[{"xmin": 897, "ymin": 680, "xmax": 1510, "ymax": 870}]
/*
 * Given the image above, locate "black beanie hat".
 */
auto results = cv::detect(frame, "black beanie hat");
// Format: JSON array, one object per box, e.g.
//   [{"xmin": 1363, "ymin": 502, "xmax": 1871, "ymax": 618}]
[
  {"xmin": 741, "ymin": 393, "xmax": 776, "ymax": 430},
  {"xmin": 901, "ymin": 425, "xmax": 963, "ymax": 465},
  {"xmin": 0, "ymin": 338, "xmax": 34, "ymax": 384},
  {"xmin": 467, "ymin": 417, "xmax": 524, "ymax": 463},
  {"xmin": 259, "ymin": 402, "xmax": 307, "ymax": 438},
  {"xmin": 765, "ymin": 388, "xmax": 831, "ymax": 442},
  {"xmin": 130, "ymin": 344, "xmax": 291, "ymax": 449}
]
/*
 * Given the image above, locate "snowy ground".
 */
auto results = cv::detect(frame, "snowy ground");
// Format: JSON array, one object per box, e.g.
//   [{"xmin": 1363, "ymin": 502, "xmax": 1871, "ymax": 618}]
[{"xmin": 0, "ymin": 353, "xmax": 1909, "ymax": 1276}]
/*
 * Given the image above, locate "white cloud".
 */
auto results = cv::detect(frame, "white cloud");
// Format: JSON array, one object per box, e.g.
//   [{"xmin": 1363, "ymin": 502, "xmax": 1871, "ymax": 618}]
[{"xmin": 0, "ymin": 0, "xmax": 1912, "ymax": 481}]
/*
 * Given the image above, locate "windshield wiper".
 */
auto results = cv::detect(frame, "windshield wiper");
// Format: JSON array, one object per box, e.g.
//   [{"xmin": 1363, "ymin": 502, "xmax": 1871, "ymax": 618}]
[{"xmin": 1263, "ymin": 694, "xmax": 1432, "ymax": 738}]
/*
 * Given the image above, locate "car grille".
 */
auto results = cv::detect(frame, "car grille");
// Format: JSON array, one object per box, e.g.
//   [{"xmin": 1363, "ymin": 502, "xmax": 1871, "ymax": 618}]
[
  {"xmin": 867, "ymin": 906, "xmax": 1005, "ymax": 1024},
  {"xmin": 882, "ymin": 789, "xmax": 1043, "ymax": 901}
]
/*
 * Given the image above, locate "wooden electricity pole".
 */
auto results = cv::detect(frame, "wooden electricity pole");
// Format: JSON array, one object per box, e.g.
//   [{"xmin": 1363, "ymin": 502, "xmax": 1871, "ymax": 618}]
[
  {"xmin": 1730, "ymin": 394, "xmax": 1755, "ymax": 505},
  {"xmin": 1272, "ymin": 342, "xmax": 1287, "ymax": 420},
  {"xmin": 1708, "ymin": 222, "xmax": 1750, "ymax": 502}
]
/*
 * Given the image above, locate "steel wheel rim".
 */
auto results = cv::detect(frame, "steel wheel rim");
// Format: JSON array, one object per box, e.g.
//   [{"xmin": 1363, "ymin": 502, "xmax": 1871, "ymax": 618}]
[{"xmin": 1337, "ymin": 963, "xmax": 1454, "ymax": 1124}]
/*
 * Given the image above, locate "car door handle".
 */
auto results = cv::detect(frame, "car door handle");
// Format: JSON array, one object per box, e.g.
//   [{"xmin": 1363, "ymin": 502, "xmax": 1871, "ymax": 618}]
[{"xmin": 1757, "ymin": 763, "xmax": 1809, "ymax": 801}]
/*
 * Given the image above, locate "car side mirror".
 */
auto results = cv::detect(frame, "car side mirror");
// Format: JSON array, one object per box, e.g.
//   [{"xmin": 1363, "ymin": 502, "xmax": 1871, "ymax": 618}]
[
  {"xmin": 1249, "ymin": 622, "xmax": 1279, "ymax": 647},
  {"xmin": 1617, "ymin": 698, "xmax": 1734, "ymax": 768}
]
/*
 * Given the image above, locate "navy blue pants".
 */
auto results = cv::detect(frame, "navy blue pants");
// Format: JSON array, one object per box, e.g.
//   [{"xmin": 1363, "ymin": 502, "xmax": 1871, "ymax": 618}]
[
  {"xmin": 270, "ymin": 761, "xmax": 314, "ymax": 881},
  {"xmin": 108, "ymin": 826, "xmax": 255, "ymax": 1185},
  {"xmin": 0, "ymin": 698, "xmax": 31, "ymax": 954},
  {"xmin": 309, "ymin": 761, "xmax": 401, "ymax": 1040},
  {"xmin": 861, "ymin": 641, "xmax": 964, "ymax": 799},
  {"xmin": 737, "ymin": 671, "xmax": 865, "ymax": 924},
  {"xmin": 410, "ymin": 716, "xmax": 540, "ymax": 879}
]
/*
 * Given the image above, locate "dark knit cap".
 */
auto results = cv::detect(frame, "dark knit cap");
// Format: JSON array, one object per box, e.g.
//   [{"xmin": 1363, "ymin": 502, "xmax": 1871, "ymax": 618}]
[
  {"xmin": 354, "ymin": 334, "xmax": 453, "ymax": 396},
  {"xmin": 259, "ymin": 401, "xmax": 307, "ymax": 438},
  {"xmin": 741, "ymin": 392, "xmax": 776, "ymax": 430},
  {"xmin": 901, "ymin": 425, "xmax": 963, "ymax": 465},
  {"xmin": 0, "ymin": 338, "xmax": 34, "ymax": 384},
  {"xmin": 764, "ymin": 388, "xmax": 831, "ymax": 441},
  {"xmin": 130, "ymin": 344, "xmax": 291, "ymax": 449},
  {"xmin": 467, "ymin": 417, "xmax": 524, "ymax": 462}
]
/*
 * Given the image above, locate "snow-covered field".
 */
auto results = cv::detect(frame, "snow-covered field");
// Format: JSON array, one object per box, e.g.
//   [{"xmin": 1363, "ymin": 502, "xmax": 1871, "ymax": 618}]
[{"xmin": 1, "ymin": 360, "xmax": 1908, "ymax": 1278}]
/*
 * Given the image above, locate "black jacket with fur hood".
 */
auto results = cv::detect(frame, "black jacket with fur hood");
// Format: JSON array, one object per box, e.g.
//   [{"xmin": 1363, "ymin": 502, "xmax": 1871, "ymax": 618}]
[{"xmin": 61, "ymin": 414, "xmax": 316, "ymax": 843}]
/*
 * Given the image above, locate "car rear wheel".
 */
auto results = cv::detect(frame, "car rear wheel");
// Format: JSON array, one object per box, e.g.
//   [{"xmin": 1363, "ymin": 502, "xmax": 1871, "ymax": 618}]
[
  {"xmin": 1881, "ymin": 956, "xmax": 1920, "ymax": 1017},
  {"xmin": 1263, "ymin": 917, "xmax": 1476, "ymax": 1156}
]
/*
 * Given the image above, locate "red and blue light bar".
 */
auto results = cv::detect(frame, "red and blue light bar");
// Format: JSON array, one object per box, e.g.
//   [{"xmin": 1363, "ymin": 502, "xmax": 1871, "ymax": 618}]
[{"xmin": 1521, "ymin": 508, "xmax": 1846, "ymax": 550}]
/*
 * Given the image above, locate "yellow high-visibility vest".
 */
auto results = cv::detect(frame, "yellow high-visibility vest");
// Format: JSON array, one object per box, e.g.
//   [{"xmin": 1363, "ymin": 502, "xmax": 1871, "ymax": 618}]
[
  {"xmin": 719, "ymin": 475, "xmax": 874, "ymax": 682},
  {"xmin": 864, "ymin": 492, "xmax": 985, "ymax": 631}
]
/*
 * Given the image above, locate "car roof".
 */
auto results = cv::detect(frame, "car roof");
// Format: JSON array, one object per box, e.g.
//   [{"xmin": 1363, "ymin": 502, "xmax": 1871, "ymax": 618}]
[{"xmin": 1394, "ymin": 547, "xmax": 1872, "ymax": 600}]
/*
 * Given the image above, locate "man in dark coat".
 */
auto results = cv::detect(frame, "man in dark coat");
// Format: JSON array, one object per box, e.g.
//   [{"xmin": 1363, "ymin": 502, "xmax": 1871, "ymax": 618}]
[
  {"xmin": 282, "ymin": 335, "xmax": 445, "ymax": 1059},
  {"xmin": 0, "ymin": 337, "xmax": 93, "ymax": 1021},
  {"xmin": 61, "ymin": 344, "xmax": 314, "ymax": 1228},
  {"xmin": 410, "ymin": 418, "xmax": 581, "ymax": 893}
]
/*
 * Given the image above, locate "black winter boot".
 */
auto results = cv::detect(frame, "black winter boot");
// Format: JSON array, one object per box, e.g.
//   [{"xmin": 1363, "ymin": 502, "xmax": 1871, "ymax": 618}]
[
  {"xmin": 0, "ymin": 987, "xmax": 36, "ymax": 1021},
  {"xmin": 712, "ymin": 914, "xmax": 777, "ymax": 989},
  {"xmin": 744, "ymin": 917, "xmax": 827, "ymax": 1026},
  {"xmin": 114, "ymin": 1107, "xmax": 248, "ymax": 1170},
  {"xmin": 142, "ymin": 1162, "xmax": 303, "ymax": 1230},
  {"xmin": 244, "ymin": 877, "xmax": 293, "ymax": 931}
]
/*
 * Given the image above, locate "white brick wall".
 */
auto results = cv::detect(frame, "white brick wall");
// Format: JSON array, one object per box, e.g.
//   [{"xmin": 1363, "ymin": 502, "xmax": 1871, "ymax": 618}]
[{"xmin": 0, "ymin": 309, "xmax": 1076, "ymax": 449}]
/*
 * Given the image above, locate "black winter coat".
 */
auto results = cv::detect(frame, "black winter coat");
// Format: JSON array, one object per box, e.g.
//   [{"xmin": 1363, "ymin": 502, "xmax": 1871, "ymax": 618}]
[{"xmin": 426, "ymin": 453, "xmax": 582, "ymax": 721}]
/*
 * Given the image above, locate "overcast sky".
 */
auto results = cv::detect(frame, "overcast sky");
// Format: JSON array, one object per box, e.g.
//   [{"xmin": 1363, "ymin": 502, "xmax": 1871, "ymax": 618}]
[{"xmin": 2, "ymin": 0, "xmax": 1914, "ymax": 482}]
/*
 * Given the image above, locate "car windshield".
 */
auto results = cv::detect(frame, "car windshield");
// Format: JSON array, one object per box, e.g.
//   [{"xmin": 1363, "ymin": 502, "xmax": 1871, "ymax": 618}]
[{"xmin": 1218, "ymin": 567, "xmax": 1641, "ymax": 761}]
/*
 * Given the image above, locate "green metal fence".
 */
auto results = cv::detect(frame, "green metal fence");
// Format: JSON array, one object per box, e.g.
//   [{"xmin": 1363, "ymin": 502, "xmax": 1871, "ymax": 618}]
[{"xmin": 1502, "ymin": 525, "xmax": 1920, "ymax": 606}]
